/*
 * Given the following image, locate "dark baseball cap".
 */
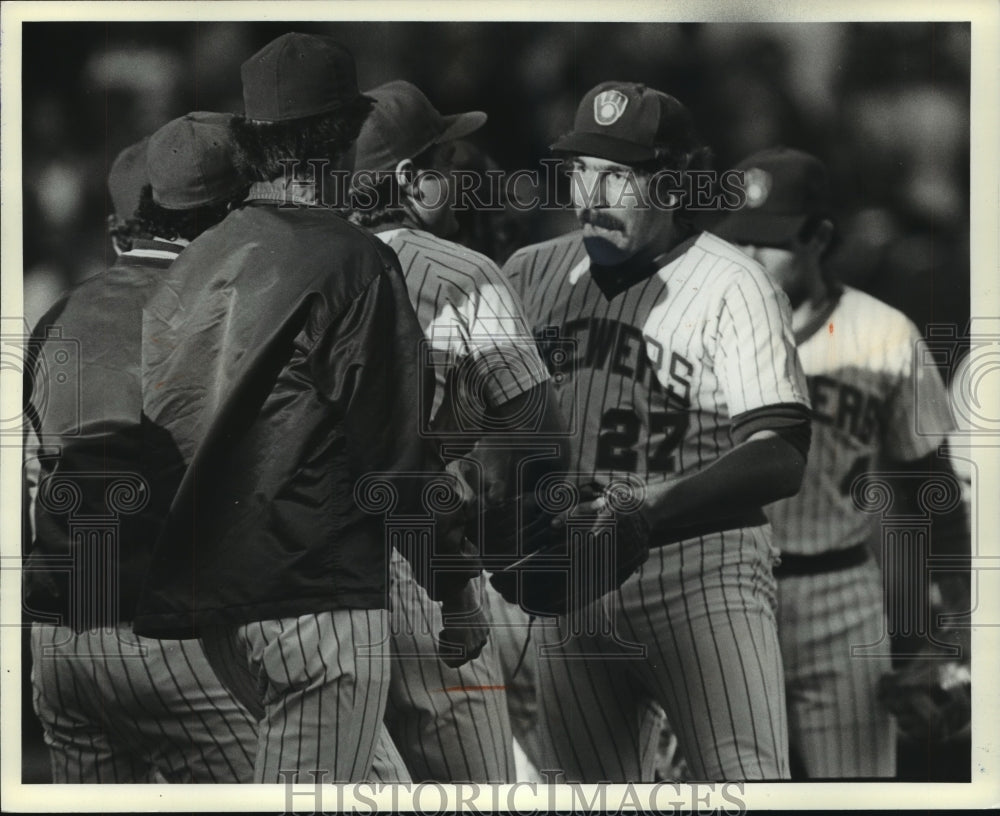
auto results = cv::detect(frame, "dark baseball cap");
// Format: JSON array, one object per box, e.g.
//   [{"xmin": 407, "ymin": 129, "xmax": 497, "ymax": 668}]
[
  {"xmin": 713, "ymin": 147, "xmax": 831, "ymax": 247},
  {"xmin": 353, "ymin": 80, "xmax": 487, "ymax": 172},
  {"xmin": 550, "ymin": 81, "xmax": 700, "ymax": 165},
  {"xmin": 108, "ymin": 136, "xmax": 150, "ymax": 219},
  {"xmin": 147, "ymin": 112, "xmax": 246, "ymax": 210},
  {"xmin": 241, "ymin": 32, "xmax": 364, "ymax": 122}
]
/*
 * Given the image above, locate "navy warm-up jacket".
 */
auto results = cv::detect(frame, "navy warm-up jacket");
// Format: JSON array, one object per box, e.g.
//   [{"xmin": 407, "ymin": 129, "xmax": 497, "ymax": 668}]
[{"xmin": 133, "ymin": 200, "xmax": 475, "ymax": 639}]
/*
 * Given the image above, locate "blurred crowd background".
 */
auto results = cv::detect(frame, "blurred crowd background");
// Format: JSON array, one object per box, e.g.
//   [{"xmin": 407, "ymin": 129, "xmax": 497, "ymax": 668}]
[{"xmin": 22, "ymin": 21, "xmax": 970, "ymax": 367}]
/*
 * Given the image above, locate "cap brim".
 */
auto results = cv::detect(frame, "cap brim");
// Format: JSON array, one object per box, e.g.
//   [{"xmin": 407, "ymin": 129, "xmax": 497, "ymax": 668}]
[
  {"xmin": 435, "ymin": 110, "xmax": 488, "ymax": 145},
  {"xmin": 549, "ymin": 131, "xmax": 655, "ymax": 164},
  {"xmin": 711, "ymin": 211, "xmax": 810, "ymax": 247}
]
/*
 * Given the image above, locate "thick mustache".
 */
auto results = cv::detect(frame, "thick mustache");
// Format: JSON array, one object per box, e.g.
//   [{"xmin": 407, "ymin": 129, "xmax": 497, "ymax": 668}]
[{"xmin": 579, "ymin": 210, "xmax": 625, "ymax": 232}]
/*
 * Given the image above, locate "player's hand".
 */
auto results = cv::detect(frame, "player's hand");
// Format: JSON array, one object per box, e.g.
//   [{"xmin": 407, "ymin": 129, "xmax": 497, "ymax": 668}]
[
  {"xmin": 550, "ymin": 483, "xmax": 606, "ymax": 531},
  {"xmin": 441, "ymin": 456, "xmax": 482, "ymax": 540},
  {"xmin": 436, "ymin": 574, "xmax": 490, "ymax": 669},
  {"xmin": 549, "ymin": 480, "xmax": 651, "ymax": 531}
]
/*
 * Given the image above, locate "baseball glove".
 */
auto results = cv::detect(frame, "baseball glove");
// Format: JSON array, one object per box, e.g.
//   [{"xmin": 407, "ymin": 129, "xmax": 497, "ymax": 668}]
[
  {"xmin": 877, "ymin": 656, "xmax": 971, "ymax": 744},
  {"xmin": 487, "ymin": 480, "xmax": 651, "ymax": 617}
]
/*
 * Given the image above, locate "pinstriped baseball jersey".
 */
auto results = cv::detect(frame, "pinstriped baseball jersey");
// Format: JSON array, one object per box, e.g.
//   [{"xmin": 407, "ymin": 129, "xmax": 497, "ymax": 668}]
[
  {"xmin": 376, "ymin": 226, "xmax": 548, "ymax": 428},
  {"xmin": 764, "ymin": 286, "xmax": 953, "ymax": 779},
  {"xmin": 505, "ymin": 230, "xmax": 809, "ymax": 489},
  {"xmin": 505, "ymin": 228, "xmax": 807, "ymax": 781},
  {"xmin": 766, "ymin": 286, "xmax": 953, "ymax": 554},
  {"xmin": 373, "ymin": 225, "xmax": 546, "ymax": 782}
]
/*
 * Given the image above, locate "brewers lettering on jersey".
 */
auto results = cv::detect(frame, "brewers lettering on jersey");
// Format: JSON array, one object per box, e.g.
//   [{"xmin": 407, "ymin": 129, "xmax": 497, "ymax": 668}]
[
  {"xmin": 715, "ymin": 147, "xmax": 957, "ymax": 779},
  {"xmin": 503, "ymin": 81, "xmax": 812, "ymax": 782}
]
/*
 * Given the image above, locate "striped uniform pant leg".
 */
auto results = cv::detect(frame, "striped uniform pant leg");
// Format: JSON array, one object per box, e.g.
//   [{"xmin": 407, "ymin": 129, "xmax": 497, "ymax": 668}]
[
  {"xmin": 109, "ymin": 627, "xmax": 258, "ymax": 783},
  {"xmin": 242, "ymin": 609, "xmax": 392, "ymax": 784},
  {"xmin": 386, "ymin": 551, "xmax": 514, "ymax": 782},
  {"xmin": 84, "ymin": 624, "xmax": 256, "ymax": 783},
  {"xmin": 29, "ymin": 623, "xmax": 155, "ymax": 783},
  {"xmin": 619, "ymin": 528, "xmax": 790, "ymax": 781},
  {"xmin": 778, "ymin": 561, "xmax": 895, "ymax": 778},
  {"xmin": 534, "ymin": 601, "xmax": 649, "ymax": 782},
  {"xmin": 486, "ymin": 587, "xmax": 544, "ymax": 773},
  {"xmin": 368, "ymin": 724, "xmax": 412, "ymax": 782}
]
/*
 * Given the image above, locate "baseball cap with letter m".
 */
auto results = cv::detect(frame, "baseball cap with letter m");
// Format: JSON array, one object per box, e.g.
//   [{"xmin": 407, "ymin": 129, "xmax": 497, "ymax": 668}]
[
  {"xmin": 713, "ymin": 147, "xmax": 831, "ymax": 247},
  {"xmin": 551, "ymin": 81, "xmax": 701, "ymax": 165}
]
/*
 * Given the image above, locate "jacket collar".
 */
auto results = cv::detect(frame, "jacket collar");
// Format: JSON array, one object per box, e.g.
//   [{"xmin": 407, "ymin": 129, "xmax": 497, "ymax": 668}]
[
  {"xmin": 247, "ymin": 179, "xmax": 322, "ymax": 207},
  {"xmin": 124, "ymin": 237, "xmax": 187, "ymax": 261}
]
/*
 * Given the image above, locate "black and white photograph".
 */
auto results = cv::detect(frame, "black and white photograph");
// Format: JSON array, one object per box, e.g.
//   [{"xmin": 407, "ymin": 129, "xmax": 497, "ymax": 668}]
[{"xmin": 1, "ymin": 1, "xmax": 997, "ymax": 812}]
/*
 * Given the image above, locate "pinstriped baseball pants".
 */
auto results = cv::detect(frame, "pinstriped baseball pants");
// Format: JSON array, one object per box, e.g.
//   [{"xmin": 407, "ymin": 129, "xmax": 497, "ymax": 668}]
[
  {"xmin": 489, "ymin": 594, "xmax": 667, "ymax": 780},
  {"xmin": 200, "ymin": 609, "xmax": 401, "ymax": 784},
  {"xmin": 30, "ymin": 622, "xmax": 257, "ymax": 782},
  {"xmin": 485, "ymin": 591, "xmax": 545, "ymax": 771},
  {"xmin": 777, "ymin": 559, "xmax": 896, "ymax": 778},
  {"xmin": 386, "ymin": 550, "xmax": 515, "ymax": 782},
  {"xmin": 535, "ymin": 526, "xmax": 791, "ymax": 782}
]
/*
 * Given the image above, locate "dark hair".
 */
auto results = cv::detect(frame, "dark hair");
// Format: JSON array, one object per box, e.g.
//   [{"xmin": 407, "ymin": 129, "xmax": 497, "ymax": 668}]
[
  {"xmin": 799, "ymin": 214, "xmax": 839, "ymax": 258},
  {"xmin": 634, "ymin": 141, "xmax": 714, "ymax": 176},
  {"xmin": 346, "ymin": 142, "xmax": 441, "ymax": 230},
  {"xmin": 636, "ymin": 142, "xmax": 716, "ymax": 235},
  {"xmin": 107, "ymin": 213, "xmax": 153, "ymax": 254},
  {"xmin": 798, "ymin": 214, "xmax": 841, "ymax": 288},
  {"xmin": 129, "ymin": 184, "xmax": 245, "ymax": 243},
  {"xmin": 230, "ymin": 96, "xmax": 375, "ymax": 182}
]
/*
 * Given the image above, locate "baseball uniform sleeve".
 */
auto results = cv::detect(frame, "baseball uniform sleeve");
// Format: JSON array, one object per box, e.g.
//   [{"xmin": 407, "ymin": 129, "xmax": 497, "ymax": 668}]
[
  {"xmin": 715, "ymin": 265, "xmax": 810, "ymax": 416},
  {"xmin": 461, "ymin": 263, "xmax": 549, "ymax": 408},
  {"xmin": 883, "ymin": 325, "xmax": 954, "ymax": 463}
]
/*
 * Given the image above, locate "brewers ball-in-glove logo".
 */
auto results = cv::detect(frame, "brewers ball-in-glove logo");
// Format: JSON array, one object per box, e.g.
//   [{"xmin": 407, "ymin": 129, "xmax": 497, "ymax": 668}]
[
  {"xmin": 594, "ymin": 90, "xmax": 628, "ymax": 125},
  {"xmin": 744, "ymin": 167, "xmax": 773, "ymax": 208}
]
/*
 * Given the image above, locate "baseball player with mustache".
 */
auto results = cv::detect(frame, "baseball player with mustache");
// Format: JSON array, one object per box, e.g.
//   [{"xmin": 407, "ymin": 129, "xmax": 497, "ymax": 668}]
[{"xmin": 504, "ymin": 81, "xmax": 812, "ymax": 781}]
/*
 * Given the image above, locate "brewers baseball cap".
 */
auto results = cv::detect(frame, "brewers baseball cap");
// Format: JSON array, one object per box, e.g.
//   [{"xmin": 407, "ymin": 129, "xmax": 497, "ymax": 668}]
[
  {"xmin": 241, "ymin": 32, "xmax": 365, "ymax": 123},
  {"xmin": 712, "ymin": 147, "xmax": 831, "ymax": 247},
  {"xmin": 147, "ymin": 112, "xmax": 247, "ymax": 210},
  {"xmin": 108, "ymin": 136, "xmax": 150, "ymax": 219},
  {"xmin": 353, "ymin": 80, "xmax": 487, "ymax": 172},
  {"xmin": 550, "ymin": 81, "xmax": 700, "ymax": 165}
]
